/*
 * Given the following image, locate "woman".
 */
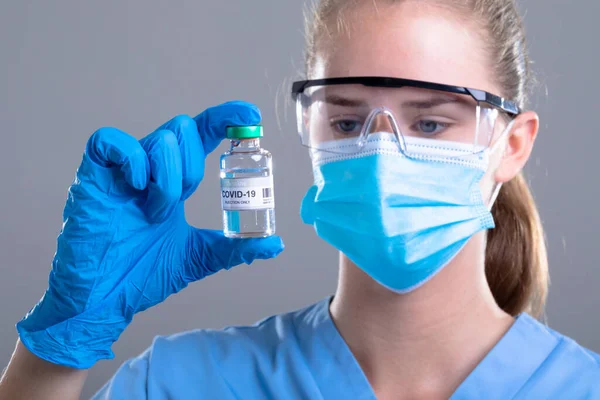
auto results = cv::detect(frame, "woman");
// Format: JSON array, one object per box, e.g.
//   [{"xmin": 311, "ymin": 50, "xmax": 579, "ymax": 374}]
[{"xmin": 1, "ymin": 0, "xmax": 598, "ymax": 398}]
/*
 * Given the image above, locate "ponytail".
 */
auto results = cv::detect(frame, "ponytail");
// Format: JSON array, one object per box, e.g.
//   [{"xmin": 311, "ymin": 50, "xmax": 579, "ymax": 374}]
[{"xmin": 485, "ymin": 173, "xmax": 549, "ymax": 318}]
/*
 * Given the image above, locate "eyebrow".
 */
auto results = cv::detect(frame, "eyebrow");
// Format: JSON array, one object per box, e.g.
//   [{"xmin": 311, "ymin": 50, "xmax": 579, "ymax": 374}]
[
  {"xmin": 324, "ymin": 95, "xmax": 368, "ymax": 107},
  {"xmin": 323, "ymin": 94, "xmax": 472, "ymax": 109},
  {"xmin": 402, "ymin": 97, "xmax": 464, "ymax": 109}
]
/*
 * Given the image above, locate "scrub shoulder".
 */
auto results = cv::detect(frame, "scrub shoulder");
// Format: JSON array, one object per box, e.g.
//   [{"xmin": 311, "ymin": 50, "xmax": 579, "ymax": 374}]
[
  {"xmin": 92, "ymin": 298, "xmax": 337, "ymax": 399},
  {"xmin": 92, "ymin": 301, "xmax": 600, "ymax": 399}
]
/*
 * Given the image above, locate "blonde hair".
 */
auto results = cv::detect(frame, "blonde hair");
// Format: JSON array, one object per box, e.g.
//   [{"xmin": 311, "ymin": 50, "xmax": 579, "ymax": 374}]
[{"xmin": 304, "ymin": 0, "xmax": 548, "ymax": 318}]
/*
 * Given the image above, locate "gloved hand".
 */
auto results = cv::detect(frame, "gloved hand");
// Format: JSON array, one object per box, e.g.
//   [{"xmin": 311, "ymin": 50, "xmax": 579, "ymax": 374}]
[{"xmin": 16, "ymin": 101, "xmax": 284, "ymax": 369}]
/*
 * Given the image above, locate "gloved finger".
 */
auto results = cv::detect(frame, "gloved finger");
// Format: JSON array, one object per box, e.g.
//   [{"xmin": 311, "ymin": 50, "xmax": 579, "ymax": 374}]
[
  {"xmin": 194, "ymin": 100, "xmax": 262, "ymax": 155},
  {"xmin": 86, "ymin": 127, "xmax": 150, "ymax": 190},
  {"xmin": 157, "ymin": 115, "xmax": 205, "ymax": 201},
  {"xmin": 185, "ymin": 229, "xmax": 285, "ymax": 281},
  {"xmin": 139, "ymin": 129, "xmax": 183, "ymax": 223}
]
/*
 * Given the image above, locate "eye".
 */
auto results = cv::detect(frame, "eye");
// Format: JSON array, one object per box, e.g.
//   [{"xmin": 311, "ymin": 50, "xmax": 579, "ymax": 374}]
[
  {"xmin": 412, "ymin": 120, "xmax": 450, "ymax": 136},
  {"xmin": 338, "ymin": 120, "xmax": 360, "ymax": 132},
  {"xmin": 330, "ymin": 118, "xmax": 363, "ymax": 136}
]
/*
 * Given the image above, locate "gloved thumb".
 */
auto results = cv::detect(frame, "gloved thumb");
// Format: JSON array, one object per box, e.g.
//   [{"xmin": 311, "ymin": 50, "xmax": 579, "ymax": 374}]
[{"xmin": 185, "ymin": 229, "xmax": 285, "ymax": 281}]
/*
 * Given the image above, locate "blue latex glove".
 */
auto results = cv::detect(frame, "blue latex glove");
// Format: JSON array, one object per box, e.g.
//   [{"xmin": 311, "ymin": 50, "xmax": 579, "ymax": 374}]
[{"xmin": 16, "ymin": 101, "xmax": 284, "ymax": 369}]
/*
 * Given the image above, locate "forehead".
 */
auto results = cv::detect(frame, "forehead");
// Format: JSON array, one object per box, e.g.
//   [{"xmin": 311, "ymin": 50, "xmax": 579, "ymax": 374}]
[{"xmin": 312, "ymin": 1, "xmax": 498, "ymax": 95}]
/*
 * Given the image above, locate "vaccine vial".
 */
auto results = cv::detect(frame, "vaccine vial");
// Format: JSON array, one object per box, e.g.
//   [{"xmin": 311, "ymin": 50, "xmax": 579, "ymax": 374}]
[{"xmin": 220, "ymin": 125, "xmax": 275, "ymax": 238}]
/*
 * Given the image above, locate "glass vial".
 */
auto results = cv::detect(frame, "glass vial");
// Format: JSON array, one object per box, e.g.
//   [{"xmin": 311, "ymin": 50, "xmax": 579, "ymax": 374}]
[{"xmin": 220, "ymin": 125, "xmax": 275, "ymax": 238}]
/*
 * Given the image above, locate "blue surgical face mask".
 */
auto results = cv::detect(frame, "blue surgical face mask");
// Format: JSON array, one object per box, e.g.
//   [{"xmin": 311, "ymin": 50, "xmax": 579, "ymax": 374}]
[{"xmin": 300, "ymin": 132, "xmax": 503, "ymax": 293}]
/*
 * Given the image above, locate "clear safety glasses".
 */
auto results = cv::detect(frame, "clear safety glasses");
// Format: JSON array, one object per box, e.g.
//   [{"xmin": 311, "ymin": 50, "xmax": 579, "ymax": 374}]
[{"xmin": 291, "ymin": 77, "xmax": 520, "ymax": 159}]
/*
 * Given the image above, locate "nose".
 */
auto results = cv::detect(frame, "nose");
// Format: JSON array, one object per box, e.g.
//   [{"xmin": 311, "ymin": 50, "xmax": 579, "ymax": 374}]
[
  {"xmin": 365, "ymin": 111, "xmax": 396, "ymax": 135},
  {"xmin": 359, "ymin": 108, "xmax": 407, "ymax": 154}
]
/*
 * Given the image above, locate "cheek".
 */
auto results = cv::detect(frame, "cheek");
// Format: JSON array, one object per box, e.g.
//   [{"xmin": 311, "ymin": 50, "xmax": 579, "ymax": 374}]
[
  {"xmin": 479, "ymin": 146, "xmax": 505, "ymax": 205},
  {"xmin": 479, "ymin": 168, "xmax": 496, "ymax": 205}
]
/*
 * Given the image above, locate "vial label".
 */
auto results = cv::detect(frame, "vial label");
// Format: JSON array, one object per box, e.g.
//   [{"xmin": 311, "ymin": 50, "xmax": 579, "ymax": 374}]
[{"xmin": 220, "ymin": 176, "xmax": 274, "ymax": 211}]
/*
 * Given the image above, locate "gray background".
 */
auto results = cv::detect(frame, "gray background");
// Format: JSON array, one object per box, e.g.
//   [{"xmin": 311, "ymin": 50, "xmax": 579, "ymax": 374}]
[{"xmin": 0, "ymin": 1, "xmax": 598, "ymax": 398}]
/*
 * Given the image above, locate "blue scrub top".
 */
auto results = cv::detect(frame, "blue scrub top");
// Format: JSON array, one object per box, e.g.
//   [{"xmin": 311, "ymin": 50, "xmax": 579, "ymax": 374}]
[{"xmin": 93, "ymin": 297, "xmax": 600, "ymax": 399}]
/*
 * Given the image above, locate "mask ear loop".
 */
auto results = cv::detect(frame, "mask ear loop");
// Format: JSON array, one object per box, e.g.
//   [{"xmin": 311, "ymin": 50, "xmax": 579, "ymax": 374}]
[
  {"xmin": 487, "ymin": 118, "xmax": 517, "ymax": 210},
  {"xmin": 359, "ymin": 107, "xmax": 407, "ymax": 154}
]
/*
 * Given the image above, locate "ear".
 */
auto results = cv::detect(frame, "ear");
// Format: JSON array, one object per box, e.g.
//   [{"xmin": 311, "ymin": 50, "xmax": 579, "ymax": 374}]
[{"xmin": 495, "ymin": 111, "xmax": 539, "ymax": 183}]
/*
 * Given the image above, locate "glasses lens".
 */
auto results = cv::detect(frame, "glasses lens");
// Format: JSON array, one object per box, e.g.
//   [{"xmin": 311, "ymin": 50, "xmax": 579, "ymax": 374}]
[
  {"xmin": 297, "ymin": 84, "xmax": 370, "ymax": 154},
  {"xmin": 296, "ymin": 83, "xmax": 501, "ymax": 157}
]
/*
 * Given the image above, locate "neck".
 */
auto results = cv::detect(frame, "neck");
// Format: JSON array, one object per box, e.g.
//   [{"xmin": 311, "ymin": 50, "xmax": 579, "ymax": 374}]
[{"xmin": 330, "ymin": 233, "xmax": 514, "ymax": 398}]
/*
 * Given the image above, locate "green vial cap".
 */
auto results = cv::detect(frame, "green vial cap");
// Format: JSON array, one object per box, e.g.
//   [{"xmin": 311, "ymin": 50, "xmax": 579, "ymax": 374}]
[{"xmin": 226, "ymin": 125, "xmax": 263, "ymax": 139}]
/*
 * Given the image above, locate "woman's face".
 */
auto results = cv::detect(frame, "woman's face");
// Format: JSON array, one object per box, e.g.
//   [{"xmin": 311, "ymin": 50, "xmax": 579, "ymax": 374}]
[{"xmin": 310, "ymin": 1, "xmax": 537, "ymax": 202}]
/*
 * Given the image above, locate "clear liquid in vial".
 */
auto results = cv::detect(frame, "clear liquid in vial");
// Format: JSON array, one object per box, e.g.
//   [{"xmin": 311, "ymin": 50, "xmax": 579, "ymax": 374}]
[{"xmin": 220, "ymin": 127, "xmax": 275, "ymax": 238}]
